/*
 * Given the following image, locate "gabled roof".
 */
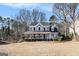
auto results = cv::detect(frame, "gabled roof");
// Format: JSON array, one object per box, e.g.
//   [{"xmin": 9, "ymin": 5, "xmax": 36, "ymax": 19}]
[{"xmin": 30, "ymin": 21, "xmax": 50, "ymax": 26}]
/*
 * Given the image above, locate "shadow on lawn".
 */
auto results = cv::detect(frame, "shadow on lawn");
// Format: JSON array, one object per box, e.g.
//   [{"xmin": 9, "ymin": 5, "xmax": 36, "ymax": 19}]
[
  {"xmin": 0, "ymin": 41, "xmax": 10, "ymax": 45},
  {"xmin": 0, "ymin": 52, "xmax": 8, "ymax": 56}
]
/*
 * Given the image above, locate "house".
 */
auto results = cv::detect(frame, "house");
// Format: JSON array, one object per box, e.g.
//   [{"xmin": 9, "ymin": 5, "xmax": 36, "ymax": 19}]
[{"xmin": 23, "ymin": 15, "xmax": 58, "ymax": 41}]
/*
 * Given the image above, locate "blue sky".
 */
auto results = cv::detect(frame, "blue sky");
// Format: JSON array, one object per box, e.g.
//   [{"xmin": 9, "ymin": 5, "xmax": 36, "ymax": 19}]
[{"xmin": 0, "ymin": 3, "xmax": 53, "ymax": 21}]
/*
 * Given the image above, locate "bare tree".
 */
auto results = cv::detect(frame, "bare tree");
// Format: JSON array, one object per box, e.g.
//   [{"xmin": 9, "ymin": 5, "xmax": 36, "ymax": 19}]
[
  {"xmin": 31, "ymin": 9, "xmax": 46, "ymax": 25},
  {"xmin": 13, "ymin": 8, "xmax": 30, "ymax": 42},
  {"xmin": 53, "ymin": 3, "xmax": 69, "ymax": 37},
  {"xmin": 53, "ymin": 3, "xmax": 79, "ymax": 41},
  {"xmin": 12, "ymin": 20, "xmax": 18, "ymax": 40},
  {"xmin": 0, "ymin": 16, "xmax": 4, "ymax": 40},
  {"xmin": 67, "ymin": 3, "xmax": 79, "ymax": 41},
  {"xmin": 19, "ymin": 9, "xmax": 32, "ymax": 24},
  {"xmin": 39, "ymin": 11, "xmax": 46, "ymax": 22},
  {"xmin": 32, "ymin": 9, "xmax": 40, "ymax": 23}
]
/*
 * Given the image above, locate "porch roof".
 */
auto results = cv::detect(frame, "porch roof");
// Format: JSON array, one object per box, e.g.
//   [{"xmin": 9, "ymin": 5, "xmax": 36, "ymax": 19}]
[
  {"xmin": 24, "ymin": 31, "xmax": 58, "ymax": 34},
  {"xmin": 24, "ymin": 32, "xmax": 51, "ymax": 34}
]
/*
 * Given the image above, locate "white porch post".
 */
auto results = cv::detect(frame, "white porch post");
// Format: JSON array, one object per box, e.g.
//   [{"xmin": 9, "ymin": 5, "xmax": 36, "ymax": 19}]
[
  {"xmin": 30, "ymin": 34, "xmax": 31, "ymax": 39},
  {"xmin": 49, "ymin": 33, "xmax": 52, "ymax": 39},
  {"xmin": 41, "ymin": 34, "xmax": 43, "ymax": 39}
]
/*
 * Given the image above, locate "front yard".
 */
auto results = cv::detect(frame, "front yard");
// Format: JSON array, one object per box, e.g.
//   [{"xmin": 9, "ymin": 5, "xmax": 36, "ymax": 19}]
[{"xmin": 0, "ymin": 41, "xmax": 79, "ymax": 56}]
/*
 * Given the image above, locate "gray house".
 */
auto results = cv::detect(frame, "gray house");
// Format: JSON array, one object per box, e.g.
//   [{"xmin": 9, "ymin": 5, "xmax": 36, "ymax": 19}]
[{"xmin": 23, "ymin": 15, "xmax": 58, "ymax": 40}]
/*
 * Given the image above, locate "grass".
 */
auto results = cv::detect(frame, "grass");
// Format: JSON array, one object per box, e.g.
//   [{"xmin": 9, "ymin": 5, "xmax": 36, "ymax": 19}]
[{"xmin": 0, "ymin": 41, "xmax": 79, "ymax": 56}]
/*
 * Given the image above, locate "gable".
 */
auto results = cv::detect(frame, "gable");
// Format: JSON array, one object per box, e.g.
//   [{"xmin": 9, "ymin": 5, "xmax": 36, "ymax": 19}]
[
  {"xmin": 29, "ymin": 21, "xmax": 50, "ymax": 27},
  {"xmin": 35, "ymin": 22, "xmax": 43, "ymax": 27}
]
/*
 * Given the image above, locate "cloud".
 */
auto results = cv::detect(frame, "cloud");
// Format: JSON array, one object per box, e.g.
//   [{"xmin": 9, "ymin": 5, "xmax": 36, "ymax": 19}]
[
  {"xmin": 2, "ymin": 3, "xmax": 53, "ymax": 12},
  {"xmin": 2, "ymin": 3, "xmax": 40, "ymax": 8}
]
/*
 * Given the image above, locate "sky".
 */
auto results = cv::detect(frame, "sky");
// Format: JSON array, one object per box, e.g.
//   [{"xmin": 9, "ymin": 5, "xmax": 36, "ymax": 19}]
[{"xmin": 0, "ymin": 3, "xmax": 53, "ymax": 21}]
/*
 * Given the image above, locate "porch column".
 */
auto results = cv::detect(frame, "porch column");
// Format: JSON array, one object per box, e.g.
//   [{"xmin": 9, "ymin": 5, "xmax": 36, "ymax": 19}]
[
  {"xmin": 30, "ymin": 34, "xmax": 32, "ymax": 39},
  {"xmin": 49, "ymin": 33, "xmax": 52, "ymax": 39},
  {"xmin": 34, "ymin": 34, "xmax": 36, "ymax": 39},
  {"xmin": 44, "ymin": 34, "xmax": 45, "ymax": 39},
  {"xmin": 41, "ymin": 34, "xmax": 44, "ymax": 40},
  {"xmin": 29, "ymin": 34, "xmax": 31, "ymax": 39}
]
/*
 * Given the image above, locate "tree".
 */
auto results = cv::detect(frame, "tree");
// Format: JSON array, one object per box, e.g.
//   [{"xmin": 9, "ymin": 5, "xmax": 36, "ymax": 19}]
[
  {"xmin": 49, "ymin": 15, "xmax": 56, "ymax": 24},
  {"xmin": 67, "ymin": 3, "xmax": 79, "ymax": 41},
  {"xmin": 19, "ymin": 8, "xmax": 32, "ymax": 24},
  {"xmin": 53, "ymin": 3, "xmax": 69, "ymax": 37},
  {"xmin": 39, "ymin": 12, "xmax": 46, "ymax": 22},
  {"xmin": 53, "ymin": 3, "xmax": 79, "ymax": 41},
  {"xmin": 0, "ymin": 16, "xmax": 7, "ymax": 40},
  {"xmin": 32, "ymin": 9, "xmax": 40, "ymax": 23},
  {"xmin": 13, "ymin": 8, "xmax": 31, "ymax": 41},
  {"xmin": 31, "ymin": 9, "xmax": 46, "ymax": 24},
  {"xmin": 12, "ymin": 20, "xmax": 19, "ymax": 40},
  {"xmin": 0, "ymin": 16, "xmax": 3, "ymax": 39},
  {"xmin": 3, "ymin": 17, "xmax": 12, "ymax": 41},
  {"xmin": 49, "ymin": 15, "xmax": 57, "ymax": 32}
]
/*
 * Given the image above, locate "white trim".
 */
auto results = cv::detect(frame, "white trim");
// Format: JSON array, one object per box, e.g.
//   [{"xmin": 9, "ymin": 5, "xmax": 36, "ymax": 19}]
[
  {"xmin": 24, "ymin": 32, "xmax": 51, "ymax": 34},
  {"xmin": 24, "ymin": 31, "xmax": 58, "ymax": 34},
  {"xmin": 35, "ymin": 22, "xmax": 43, "ymax": 27},
  {"xmin": 29, "ymin": 22, "xmax": 50, "ymax": 27}
]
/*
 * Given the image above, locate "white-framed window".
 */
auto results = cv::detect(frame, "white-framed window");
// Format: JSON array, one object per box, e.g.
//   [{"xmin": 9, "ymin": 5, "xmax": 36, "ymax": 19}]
[{"xmin": 38, "ymin": 27, "xmax": 40, "ymax": 31}]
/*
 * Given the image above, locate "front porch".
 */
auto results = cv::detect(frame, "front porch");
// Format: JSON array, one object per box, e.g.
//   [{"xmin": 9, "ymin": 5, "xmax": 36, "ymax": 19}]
[{"xmin": 23, "ymin": 32, "xmax": 58, "ymax": 41}]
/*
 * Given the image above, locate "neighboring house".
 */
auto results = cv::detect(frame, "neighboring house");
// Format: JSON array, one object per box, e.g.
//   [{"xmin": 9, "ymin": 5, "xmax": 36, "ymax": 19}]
[
  {"xmin": 69, "ymin": 20, "xmax": 79, "ymax": 35},
  {"xmin": 23, "ymin": 16, "xmax": 58, "ymax": 40}
]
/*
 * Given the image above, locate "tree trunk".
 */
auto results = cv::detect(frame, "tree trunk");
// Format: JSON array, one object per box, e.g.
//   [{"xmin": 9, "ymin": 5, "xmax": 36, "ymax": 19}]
[
  {"xmin": 64, "ymin": 17, "xmax": 67, "ymax": 37},
  {"xmin": 72, "ymin": 23, "xmax": 76, "ymax": 41},
  {"xmin": 64, "ymin": 22, "xmax": 67, "ymax": 37},
  {"xmin": 1, "ymin": 24, "xmax": 4, "ymax": 40}
]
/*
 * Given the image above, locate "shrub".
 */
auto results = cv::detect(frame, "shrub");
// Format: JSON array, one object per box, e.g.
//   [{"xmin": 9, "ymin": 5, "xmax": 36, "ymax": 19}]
[
  {"xmin": 53, "ymin": 36, "xmax": 62, "ymax": 41},
  {"xmin": 54, "ymin": 39, "xmax": 59, "ymax": 41},
  {"xmin": 58, "ymin": 32, "xmax": 73, "ymax": 41},
  {"xmin": 62, "ymin": 34, "xmax": 73, "ymax": 41},
  {"xmin": 67, "ymin": 33, "xmax": 73, "ymax": 39}
]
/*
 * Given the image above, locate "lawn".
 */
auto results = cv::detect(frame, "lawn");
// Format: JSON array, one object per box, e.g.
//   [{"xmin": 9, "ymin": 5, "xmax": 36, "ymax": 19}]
[{"xmin": 0, "ymin": 41, "xmax": 79, "ymax": 56}]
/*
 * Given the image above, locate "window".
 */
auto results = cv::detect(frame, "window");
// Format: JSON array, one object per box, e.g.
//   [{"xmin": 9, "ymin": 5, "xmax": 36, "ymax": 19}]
[
  {"xmin": 44, "ymin": 27, "xmax": 45, "ymax": 31},
  {"xmin": 54, "ymin": 27, "xmax": 57, "ymax": 32},
  {"xmin": 39, "ymin": 27, "xmax": 40, "ymax": 31},
  {"xmin": 49, "ymin": 26, "xmax": 51, "ymax": 31},
  {"xmin": 34, "ymin": 27, "xmax": 35, "ymax": 31}
]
